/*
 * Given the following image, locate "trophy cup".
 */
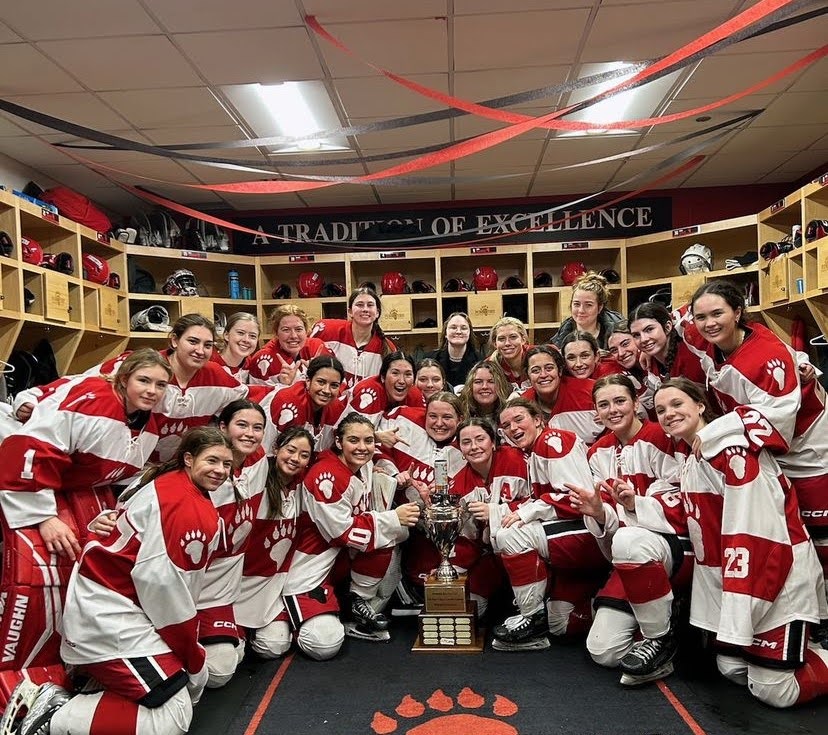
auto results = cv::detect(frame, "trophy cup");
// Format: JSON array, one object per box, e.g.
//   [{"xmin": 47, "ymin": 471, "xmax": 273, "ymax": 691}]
[{"xmin": 413, "ymin": 460, "xmax": 483, "ymax": 652}]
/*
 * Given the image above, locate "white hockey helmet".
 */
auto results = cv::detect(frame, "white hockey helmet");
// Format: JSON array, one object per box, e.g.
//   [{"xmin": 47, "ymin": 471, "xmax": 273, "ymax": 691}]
[
  {"xmin": 130, "ymin": 305, "xmax": 171, "ymax": 332},
  {"xmin": 679, "ymin": 243, "xmax": 713, "ymax": 275}
]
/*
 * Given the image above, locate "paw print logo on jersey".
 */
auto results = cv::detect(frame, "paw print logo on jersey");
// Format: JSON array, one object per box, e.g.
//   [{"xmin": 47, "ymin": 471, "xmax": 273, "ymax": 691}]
[
  {"xmin": 316, "ymin": 471, "xmax": 336, "ymax": 500},
  {"xmin": 683, "ymin": 497, "xmax": 704, "ymax": 563},
  {"xmin": 358, "ymin": 388, "xmax": 378, "ymax": 410},
  {"xmin": 256, "ymin": 353, "xmax": 274, "ymax": 376},
  {"xmin": 230, "ymin": 504, "xmax": 254, "ymax": 552},
  {"xmin": 726, "ymin": 446, "xmax": 748, "ymax": 481},
  {"xmin": 371, "ymin": 688, "xmax": 518, "ymax": 735},
  {"xmin": 545, "ymin": 433, "xmax": 563, "ymax": 453},
  {"xmin": 412, "ymin": 465, "xmax": 435, "ymax": 485},
  {"xmin": 160, "ymin": 420, "xmax": 187, "ymax": 437},
  {"xmin": 263, "ymin": 520, "xmax": 295, "ymax": 568},
  {"xmin": 766, "ymin": 358, "xmax": 786, "ymax": 391},
  {"xmin": 181, "ymin": 529, "xmax": 208, "ymax": 564},
  {"xmin": 278, "ymin": 402, "xmax": 299, "ymax": 427}
]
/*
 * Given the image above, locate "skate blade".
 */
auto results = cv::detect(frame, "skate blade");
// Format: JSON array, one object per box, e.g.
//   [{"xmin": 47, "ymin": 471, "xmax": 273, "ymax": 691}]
[
  {"xmin": 344, "ymin": 622, "xmax": 391, "ymax": 643},
  {"xmin": 391, "ymin": 606, "xmax": 423, "ymax": 617},
  {"xmin": 491, "ymin": 636, "xmax": 551, "ymax": 652},
  {"xmin": 619, "ymin": 661, "xmax": 674, "ymax": 687},
  {"xmin": 0, "ymin": 680, "xmax": 40, "ymax": 735}
]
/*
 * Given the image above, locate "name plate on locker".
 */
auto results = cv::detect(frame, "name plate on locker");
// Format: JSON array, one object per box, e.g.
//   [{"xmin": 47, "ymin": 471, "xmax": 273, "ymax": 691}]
[{"xmin": 424, "ymin": 573, "xmax": 468, "ymax": 613}]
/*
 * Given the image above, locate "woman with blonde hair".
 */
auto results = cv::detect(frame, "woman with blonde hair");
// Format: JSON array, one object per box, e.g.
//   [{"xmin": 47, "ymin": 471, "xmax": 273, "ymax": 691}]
[
  {"xmin": 487, "ymin": 317, "xmax": 531, "ymax": 391},
  {"xmin": 209, "ymin": 312, "xmax": 261, "ymax": 383},
  {"xmin": 551, "ymin": 271, "xmax": 622, "ymax": 351},
  {"xmin": 460, "ymin": 360, "xmax": 512, "ymax": 421},
  {"xmin": 249, "ymin": 304, "xmax": 331, "ymax": 388}
]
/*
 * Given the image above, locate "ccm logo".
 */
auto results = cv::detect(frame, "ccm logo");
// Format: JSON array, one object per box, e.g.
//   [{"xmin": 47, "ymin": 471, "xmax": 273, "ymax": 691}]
[
  {"xmin": 211, "ymin": 621, "xmax": 238, "ymax": 630},
  {"xmin": 800, "ymin": 510, "xmax": 828, "ymax": 518}
]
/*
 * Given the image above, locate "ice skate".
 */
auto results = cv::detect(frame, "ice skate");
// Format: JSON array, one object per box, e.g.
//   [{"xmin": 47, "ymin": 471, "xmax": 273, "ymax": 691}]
[
  {"xmin": 492, "ymin": 610, "xmax": 550, "ymax": 651},
  {"xmin": 17, "ymin": 683, "xmax": 71, "ymax": 735},
  {"xmin": 619, "ymin": 660, "xmax": 675, "ymax": 687},
  {"xmin": 619, "ymin": 624, "xmax": 678, "ymax": 678},
  {"xmin": 345, "ymin": 593, "xmax": 392, "ymax": 642}
]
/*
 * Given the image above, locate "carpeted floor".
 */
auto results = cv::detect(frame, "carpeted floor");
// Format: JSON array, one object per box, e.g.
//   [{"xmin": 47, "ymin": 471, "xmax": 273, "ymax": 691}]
[{"xmin": 192, "ymin": 617, "xmax": 828, "ymax": 735}]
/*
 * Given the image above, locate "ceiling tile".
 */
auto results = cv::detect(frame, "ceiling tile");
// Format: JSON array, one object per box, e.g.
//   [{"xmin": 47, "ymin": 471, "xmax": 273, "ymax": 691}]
[
  {"xmin": 454, "ymin": 139, "xmax": 546, "ymax": 170},
  {"xmin": 752, "ymin": 91, "xmax": 828, "ymax": 127},
  {"xmin": 455, "ymin": 0, "xmax": 593, "ymax": 12},
  {"xmin": 143, "ymin": 0, "xmax": 301, "ymax": 32},
  {"xmin": 143, "ymin": 125, "xmax": 249, "ymax": 146},
  {"xmin": 785, "ymin": 59, "xmax": 828, "ymax": 93},
  {"xmin": 718, "ymin": 124, "xmax": 828, "ymax": 154},
  {"xmin": 377, "ymin": 186, "xmax": 453, "ymax": 204},
  {"xmin": 3, "ymin": 93, "xmax": 128, "ymax": 135},
  {"xmin": 304, "ymin": 0, "xmax": 447, "ymax": 22},
  {"xmin": 219, "ymin": 193, "xmax": 307, "ymax": 210},
  {"xmin": 0, "ymin": 136, "xmax": 76, "ymax": 167},
  {"xmin": 350, "ymin": 119, "xmax": 452, "ymax": 151},
  {"xmin": 454, "ymin": 8, "xmax": 591, "ymax": 71},
  {"xmin": 543, "ymin": 135, "xmax": 641, "ymax": 165},
  {"xmin": 38, "ymin": 36, "xmax": 201, "ymax": 90},
  {"xmin": 453, "ymin": 179, "xmax": 534, "ymax": 200},
  {"xmin": 0, "ymin": 1, "xmax": 158, "ymax": 40},
  {"xmin": 0, "ymin": 44, "xmax": 82, "ymax": 94},
  {"xmin": 0, "ymin": 21, "xmax": 21, "ymax": 42},
  {"xmin": 453, "ymin": 66, "xmax": 571, "ymax": 110},
  {"xmin": 453, "ymin": 106, "xmax": 559, "ymax": 141},
  {"xmin": 174, "ymin": 28, "xmax": 323, "ymax": 85},
  {"xmin": 98, "ymin": 88, "xmax": 234, "ymax": 129},
  {"xmin": 335, "ymin": 75, "xmax": 449, "ymax": 118}
]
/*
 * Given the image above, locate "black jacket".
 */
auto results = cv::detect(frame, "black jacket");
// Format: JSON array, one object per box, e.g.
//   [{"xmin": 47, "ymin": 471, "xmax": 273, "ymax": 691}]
[
  {"xmin": 426, "ymin": 346, "xmax": 483, "ymax": 389},
  {"xmin": 549, "ymin": 309, "xmax": 624, "ymax": 351}
]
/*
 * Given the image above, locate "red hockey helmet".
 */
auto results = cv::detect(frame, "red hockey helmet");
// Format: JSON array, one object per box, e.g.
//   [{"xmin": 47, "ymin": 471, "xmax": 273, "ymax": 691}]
[
  {"xmin": 21, "ymin": 236, "xmax": 43, "ymax": 266},
  {"xmin": 472, "ymin": 266, "xmax": 499, "ymax": 291},
  {"xmin": 805, "ymin": 219, "xmax": 828, "ymax": 243},
  {"xmin": 82, "ymin": 253, "xmax": 110, "ymax": 285},
  {"xmin": 381, "ymin": 271, "xmax": 409, "ymax": 295},
  {"xmin": 561, "ymin": 261, "xmax": 587, "ymax": 286},
  {"xmin": 297, "ymin": 271, "xmax": 324, "ymax": 298}
]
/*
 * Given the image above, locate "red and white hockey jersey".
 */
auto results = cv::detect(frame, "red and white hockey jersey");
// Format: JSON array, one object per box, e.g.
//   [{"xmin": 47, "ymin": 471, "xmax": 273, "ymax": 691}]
[
  {"xmin": 516, "ymin": 428, "xmax": 595, "ymax": 524},
  {"xmin": 259, "ymin": 379, "xmax": 348, "ymax": 455},
  {"xmin": 60, "ymin": 469, "xmax": 221, "ymax": 675},
  {"xmin": 209, "ymin": 350, "xmax": 251, "ymax": 384},
  {"xmin": 346, "ymin": 376, "xmax": 424, "ymax": 428},
  {"xmin": 683, "ymin": 320, "xmax": 828, "ymax": 480},
  {"xmin": 309, "ymin": 319, "xmax": 396, "ymax": 389},
  {"xmin": 248, "ymin": 337, "xmax": 332, "ymax": 387},
  {"xmin": 235, "ymin": 479, "xmax": 303, "ymax": 630},
  {"xmin": 587, "ymin": 421, "xmax": 687, "ymax": 537},
  {"xmin": 522, "ymin": 377, "xmax": 604, "ymax": 446},
  {"xmin": 679, "ymin": 436, "xmax": 823, "ymax": 646},
  {"xmin": 490, "ymin": 349, "xmax": 532, "ymax": 392}
]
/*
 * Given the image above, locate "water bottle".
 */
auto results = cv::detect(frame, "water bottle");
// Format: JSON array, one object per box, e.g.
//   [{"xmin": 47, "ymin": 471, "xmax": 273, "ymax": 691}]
[{"xmin": 228, "ymin": 269, "xmax": 240, "ymax": 299}]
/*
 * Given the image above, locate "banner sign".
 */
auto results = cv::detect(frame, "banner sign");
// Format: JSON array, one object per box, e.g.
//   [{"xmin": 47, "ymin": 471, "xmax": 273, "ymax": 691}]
[{"xmin": 231, "ymin": 197, "xmax": 672, "ymax": 254}]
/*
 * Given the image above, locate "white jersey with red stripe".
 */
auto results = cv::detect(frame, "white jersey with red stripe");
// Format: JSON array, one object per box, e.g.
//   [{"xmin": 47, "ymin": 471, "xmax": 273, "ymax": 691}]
[
  {"xmin": 198, "ymin": 449, "xmax": 268, "ymax": 611},
  {"xmin": 283, "ymin": 452, "xmax": 407, "ymax": 596},
  {"xmin": 0, "ymin": 376, "xmax": 160, "ymax": 530},
  {"xmin": 679, "ymin": 436, "xmax": 822, "ymax": 647},
  {"xmin": 587, "ymin": 421, "xmax": 686, "ymax": 536},
  {"xmin": 375, "ymin": 406, "xmax": 465, "ymax": 496},
  {"xmin": 60, "ymin": 469, "xmax": 221, "ymax": 675},
  {"xmin": 346, "ymin": 376, "xmax": 424, "ymax": 428},
  {"xmin": 258, "ymin": 380, "xmax": 347, "ymax": 455},
  {"xmin": 683, "ymin": 321, "xmax": 828, "ymax": 479},
  {"xmin": 235, "ymin": 479, "xmax": 303, "ymax": 630},
  {"xmin": 516, "ymin": 428, "xmax": 595, "ymax": 525},
  {"xmin": 248, "ymin": 337, "xmax": 332, "ymax": 387},
  {"xmin": 522, "ymin": 378, "xmax": 604, "ymax": 446},
  {"xmin": 209, "ymin": 350, "xmax": 250, "ymax": 384},
  {"xmin": 309, "ymin": 319, "xmax": 396, "ymax": 389}
]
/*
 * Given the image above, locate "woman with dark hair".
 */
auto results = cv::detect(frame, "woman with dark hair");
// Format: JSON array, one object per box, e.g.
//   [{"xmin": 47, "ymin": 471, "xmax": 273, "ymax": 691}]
[
  {"xmin": 487, "ymin": 317, "xmax": 532, "ymax": 391},
  {"xmin": 551, "ymin": 271, "xmax": 623, "ymax": 351},
  {"xmin": 261, "ymin": 356, "xmax": 348, "ymax": 454},
  {"xmin": 0, "ymin": 349, "xmax": 171, "ymax": 675},
  {"xmin": 567, "ymin": 375, "xmax": 688, "ymax": 686},
  {"xmin": 520, "ymin": 345, "xmax": 604, "ymax": 446},
  {"xmin": 249, "ymin": 305, "xmax": 331, "ymax": 388},
  {"xmin": 280, "ymin": 415, "xmax": 420, "ymax": 657},
  {"xmin": 196, "ymin": 399, "xmax": 268, "ymax": 689},
  {"xmin": 347, "ymin": 352, "xmax": 423, "ymax": 444},
  {"xmin": 235, "ymin": 427, "xmax": 314, "ymax": 660},
  {"xmin": 645, "ymin": 378, "xmax": 828, "ymax": 708},
  {"xmin": 9, "ymin": 428, "xmax": 233, "ymax": 735},
  {"xmin": 210, "ymin": 312, "xmax": 261, "ymax": 383},
  {"xmin": 459, "ymin": 360, "xmax": 512, "ymax": 422},
  {"xmin": 606, "ymin": 320, "xmax": 657, "ymax": 419},
  {"xmin": 489, "ymin": 398, "xmax": 608, "ymax": 651},
  {"xmin": 628, "ymin": 302, "xmax": 707, "ymax": 388},
  {"xmin": 414, "ymin": 358, "xmax": 449, "ymax": 403},
  {"xmin": 427, "ymin": 312, "xmax": 483, "ymax": 389},
  {"xmin": 560, "ymin": 330, "xmax": 622, "ymax": 381},
  {"xmin": 310, "ymin": 287, "xmax": 397, "ymax": 388},
  {"xmin": 684, "ymin": 280, "xmax": 828, "ymax": 615}
]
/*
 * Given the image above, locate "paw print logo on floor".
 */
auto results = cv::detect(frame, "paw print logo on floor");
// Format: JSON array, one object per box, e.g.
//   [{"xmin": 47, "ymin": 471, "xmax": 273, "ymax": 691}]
[
  {"xmin": 545, "ymin": 433, "xmax": 563, "ymax": 453},
  {"xmin": 256, "ymin": 353, "xmax": 273, "ymax": 376},
  {"xmin": 278, "ymin": 402, "xmax": 299, "ymax": 426},
  {"xmin": 263, "ymin": 520, "xmax": 295, "ymax": 568},
  {"xmin": 230, "ymin": 504, "xmax": 254, "ymax": 552},
  {"xmin": 725, "ymin": 446, "xmax": 748, "ymax": 480},
  {"xmin": 358, "ymin": 388, "xmax": 378, "ymax": 410},
  {"xmin": 766, "ymin": 358, "xmax": 786, "ymax": 391},
  {"xmin": 371, "ymin": 688, "xmax": 518, "ymax": 735},
  {"xmin": 181, "ymin": 529, "xmax": 208, "ymax": 564},
  {"xmin": 316, "ymin": 471, "xmax": 335, "ymax": 499}
]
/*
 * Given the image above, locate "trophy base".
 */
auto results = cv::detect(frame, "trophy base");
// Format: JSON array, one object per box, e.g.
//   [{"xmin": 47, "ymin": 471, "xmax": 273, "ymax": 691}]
[
  {"xmin": 424, "ymin": 572, "xmax": 468, "ymax": 614},
  {"xmin": 412, "ymin": 601, "xmax": 484, "ymax": 653}
]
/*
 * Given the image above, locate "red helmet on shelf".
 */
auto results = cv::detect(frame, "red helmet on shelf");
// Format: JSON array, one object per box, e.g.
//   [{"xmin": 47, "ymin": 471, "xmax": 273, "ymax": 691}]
[
  {"xmin": 381, "ymin": 271, "xmax": 409, "ymax": 295},
  {"xmin": 297, "ymin": 271, "xmax": 324, "ymax": 298},
  {"xmin": 21, "ymin": 236, "xmax": 43, "ymax": 266},
  {"xmin": 561, "ymin": 261, "xmax": 587, "ymax": 286},
  {"xmin": 82, "ymin": 253, "xmax": 110, "ymax": 285},
  {"xmin": 472, "ymin": 266, "xmax": 498, "ymax": 291}
]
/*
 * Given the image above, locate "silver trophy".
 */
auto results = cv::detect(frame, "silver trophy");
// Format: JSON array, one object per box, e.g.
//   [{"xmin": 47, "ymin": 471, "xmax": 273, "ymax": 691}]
[{"xmin": 421, "ymin": 459, "xmax": 471, "ymax": 582}]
